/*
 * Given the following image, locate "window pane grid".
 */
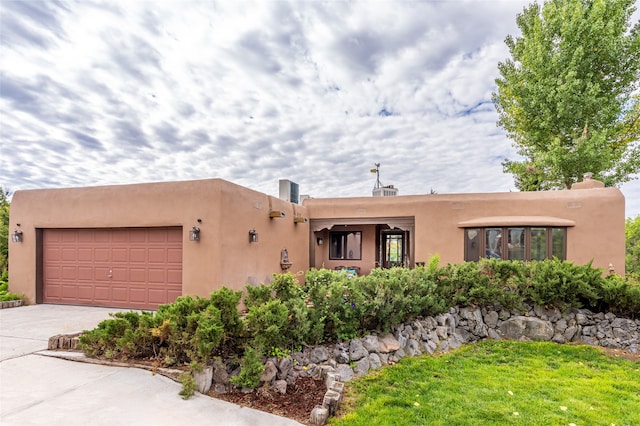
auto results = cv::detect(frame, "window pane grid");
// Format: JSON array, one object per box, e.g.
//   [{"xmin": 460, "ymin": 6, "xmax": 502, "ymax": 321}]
[
  {"xmin": 329, "ymin": 231, "xmax": 362, "ymax": 260},
  {"xmin": 464, "ymin": 227, "xmax": 566, "ymax": 262}
]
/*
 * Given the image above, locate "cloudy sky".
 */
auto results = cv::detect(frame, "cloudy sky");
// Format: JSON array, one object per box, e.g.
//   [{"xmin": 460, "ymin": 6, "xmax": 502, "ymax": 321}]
[{"xmin": 1, "ymin": 0, "xmax": 638, "ymax": 218}]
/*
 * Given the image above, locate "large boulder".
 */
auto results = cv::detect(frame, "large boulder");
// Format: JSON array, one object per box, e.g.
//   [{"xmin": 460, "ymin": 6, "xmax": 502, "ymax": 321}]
[{"xmin": 498, "ymin": 316, "xmax": 554, "ymax": 341}]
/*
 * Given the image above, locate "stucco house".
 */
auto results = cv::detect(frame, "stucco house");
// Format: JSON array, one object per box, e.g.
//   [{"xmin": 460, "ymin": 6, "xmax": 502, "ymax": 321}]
[{"xmin": 8, "ymin": 176, "xmax": 625, "ymax": 310}]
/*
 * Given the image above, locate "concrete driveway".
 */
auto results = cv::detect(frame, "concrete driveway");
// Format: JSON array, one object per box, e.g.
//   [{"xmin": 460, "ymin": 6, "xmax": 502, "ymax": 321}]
[{"xmin": 0, "ymin": 305, "xmax": 303, "ymax": 426}]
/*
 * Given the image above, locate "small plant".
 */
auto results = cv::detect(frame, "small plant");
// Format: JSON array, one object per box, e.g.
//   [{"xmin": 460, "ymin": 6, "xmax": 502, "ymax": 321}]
[
  {"xmin": 267, "ymin": 346, "xmax": 291, "ymax": 359},
  {"xmin": 178, "ymin": 371, "xmax": 197, "ymax": 400},
  {"xmin": 0, "ymin": 279, "xmax": 22, "ymax": 302},
  {"xmin": 229, "ymin": 346, "xmax": 264, "ymax": 390}
]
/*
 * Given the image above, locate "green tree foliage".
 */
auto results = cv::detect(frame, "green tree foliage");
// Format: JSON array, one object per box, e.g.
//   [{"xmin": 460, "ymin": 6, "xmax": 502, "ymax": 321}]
[
  {"xmin": 0, "ymin": 188, "xmax": 10, "ymax": 275},
  {"xmin": 626, "ymin": 216, "xmax": 640, "ymax": 279},
  {"xmin": 493, "ymin": 0, "xmax": 640, "ymax": 190}
]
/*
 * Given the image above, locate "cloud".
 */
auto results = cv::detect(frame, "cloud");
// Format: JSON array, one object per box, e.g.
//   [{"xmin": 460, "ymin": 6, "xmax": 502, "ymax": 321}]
[{"xmin": 0, "ymin": 0, "xmax": 638, "ymax": 218}]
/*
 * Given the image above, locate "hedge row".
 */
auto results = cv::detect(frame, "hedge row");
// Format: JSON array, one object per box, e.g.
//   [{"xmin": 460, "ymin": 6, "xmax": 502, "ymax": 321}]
[{"xmin": 80, "ymin": 258, "xmax": 640, "ymax": 372}]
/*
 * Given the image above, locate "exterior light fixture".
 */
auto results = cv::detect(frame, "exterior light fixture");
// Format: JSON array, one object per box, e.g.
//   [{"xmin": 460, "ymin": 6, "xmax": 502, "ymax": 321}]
[
  {"xmin": 316, "ymin": 237, "xmax": 324, "ymax": 245},
  {"xmin": 189, "ymin": 226, "xmax": 200, "ymax": 241},
  {"xmin": 269, "ymin": 210, "xmax": 286, "ymax": 218},
  {"xmin": 249, "ymin": 229, "xmax": 258, "ymax": 243},
  {"xmin": 294, "ymin": 217, "xmax": 308, "ymax": 224},
  {"xmin": 12, "ymin": 229, "xmax": 23, "ymax": 243}
]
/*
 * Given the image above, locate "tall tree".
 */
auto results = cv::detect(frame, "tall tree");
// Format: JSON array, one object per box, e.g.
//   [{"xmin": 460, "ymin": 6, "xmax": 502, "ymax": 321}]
[
  {"xmin": 493, "ymin": 0, "xmax": 640, "ymax": 190},
  {"xmin": 626, "ymin": 216, "xmax": 640, "ymax": 280},
  {"xmin": 0, "ymin": 188, "xmax": 9, "ymax": 275}
]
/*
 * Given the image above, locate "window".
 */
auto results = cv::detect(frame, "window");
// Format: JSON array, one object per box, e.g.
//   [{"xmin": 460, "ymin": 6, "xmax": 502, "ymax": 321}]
[
  {"xmin": 464, "ymin": 227, "xmax": 566, "ymax": 262},
  {"xmin": 330, "ymin": 231, "xmax": 362, "ymax": 260}
]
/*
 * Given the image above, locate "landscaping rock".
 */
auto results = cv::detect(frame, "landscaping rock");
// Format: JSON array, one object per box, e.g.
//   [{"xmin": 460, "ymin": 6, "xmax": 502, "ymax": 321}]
[
  {"xmin": 483, "ymin": 311, "xmax": 499, "ymax": 329},
  {"xmin": 333, "ymin": 343, "xmax": 350, "ymax": 363},
  {"xmin": 353, "ymin": 357, "xmax": 370, "ymax": 376},
  {"xmin": 193, "ymin": 366, "xmax": 213, "ymax": 394},
  {"xmin": 274, "ymin": 379, "xmax": 287, "ymax": 394},
  {"xmin": 498, "ymin": 316, "xmax": 554, "ymax": 341},
  {"xmin": 323, "ymin": 390, "xmax": 341, "ymax": 415},
  {"xmin": 362, "ymin": 335, "xmax": 379, "ymax": 352},
  {"xmin": 261, "ymin": 361, "xmax": 278, "ymax": 384},
  {"xmin": 378, "ymin": 334, "xmax": 400, "ymax": 353},
  {"xmin": 310, "ymin": 405, "xmax": 329, "ymax": 426},
  {"xmin": 310, "ymin": 346, "xmax": 329, "ymax": 364},
  {"xmin": 349, "ymin": 339, "xmax": 368, "ymax": 361},
  {"xmin": 368, "ymin": 353, "xmax": 382, "ymax": 370},
  {"xmin": 335, "ymin": 364, "xmax": 354, "ymax": 382},
  {"xmin": 213, "ymin": 362, "xmax": 229, "ymax": 385},
  {"xmin": 406, "ymin": 339, "xmax": 421, "ymax": 357},
  {"xmin": 278, "ymin": 357, "xmax": 293, "ymax": 380}
]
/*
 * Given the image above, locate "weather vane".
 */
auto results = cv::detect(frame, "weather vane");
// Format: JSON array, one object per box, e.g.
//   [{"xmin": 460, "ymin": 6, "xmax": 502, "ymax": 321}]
[{"xmin": 370, "ymin": 163, "xmax": 382, "ymax": 190}]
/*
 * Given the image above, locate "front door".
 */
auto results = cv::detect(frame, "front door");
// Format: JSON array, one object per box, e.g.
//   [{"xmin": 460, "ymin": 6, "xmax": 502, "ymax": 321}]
[{"xmin": 381, "ymin": 230, "xmax": 408, "ymax": 268}]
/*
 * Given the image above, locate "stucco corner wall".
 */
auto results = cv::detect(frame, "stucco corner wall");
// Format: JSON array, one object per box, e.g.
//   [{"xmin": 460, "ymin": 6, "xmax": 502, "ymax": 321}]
[{"xmin": 7, "ymin": 178, "xmax": 310, "ymax": 306}]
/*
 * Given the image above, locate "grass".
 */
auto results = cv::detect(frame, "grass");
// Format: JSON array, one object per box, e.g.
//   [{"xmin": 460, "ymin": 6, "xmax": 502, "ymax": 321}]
[{"xmin": 331, "ymin": 341, "xmax": 640, "ymax": 426}]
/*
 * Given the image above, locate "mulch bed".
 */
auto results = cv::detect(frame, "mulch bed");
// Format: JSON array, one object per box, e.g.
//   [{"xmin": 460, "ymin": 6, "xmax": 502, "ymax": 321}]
[{"xmin": 209, "ymin": 376, "xmax": 327, "ymax": 425}]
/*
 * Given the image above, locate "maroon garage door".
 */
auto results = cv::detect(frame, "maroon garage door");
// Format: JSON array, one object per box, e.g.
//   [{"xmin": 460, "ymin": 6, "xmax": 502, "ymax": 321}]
[{"xmin": 43, "ymin": 228, "xmax": 182, "ymax": 310}]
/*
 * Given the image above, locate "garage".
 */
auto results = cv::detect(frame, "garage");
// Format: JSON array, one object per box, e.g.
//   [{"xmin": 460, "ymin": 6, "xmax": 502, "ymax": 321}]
[{"xmin": 42, "ymin": 227, "xmax": 182, "ymax": 310}]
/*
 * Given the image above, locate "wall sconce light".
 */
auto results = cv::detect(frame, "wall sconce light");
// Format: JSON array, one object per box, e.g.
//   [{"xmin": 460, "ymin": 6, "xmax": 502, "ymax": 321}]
[
  {"xmin": 316, "ymin": 237, "xmax": 324, "ymax": 245},
  {"xmin": 294, "ymin": 217, "xmax": 308, "ymax": 224},
  {"xmin": 269, "ymin": 210, "xmax": 286, "ymax": 218},
  {"xmin": 189, "ymin": 226, "xmax": 200, "ymax": 241},
  {"xmin": 12, "ymin": 229, "xmax": 24, "ymax": 243},
  {"xmin": 249, "ymin": 229, "xmax": 258, "ymax": 243}
]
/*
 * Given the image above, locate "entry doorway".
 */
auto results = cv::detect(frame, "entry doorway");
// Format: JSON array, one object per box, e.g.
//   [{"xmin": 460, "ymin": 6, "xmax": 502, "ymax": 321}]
[{"xmin": 380, "ymin": 229, "xmax": 409, "ymax": 268}]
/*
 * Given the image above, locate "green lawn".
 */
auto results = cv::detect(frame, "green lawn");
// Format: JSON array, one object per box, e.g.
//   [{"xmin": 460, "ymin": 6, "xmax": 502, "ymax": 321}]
[{"xmin": 331, "ymin": 341, "xmax": 640, "ymax": 426}]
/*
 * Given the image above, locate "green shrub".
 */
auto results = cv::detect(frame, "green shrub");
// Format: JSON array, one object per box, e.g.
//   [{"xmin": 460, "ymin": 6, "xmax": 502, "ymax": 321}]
[
  {"xmin": 526, "ymin": 259, "xmax": 602, "ymax": 310},
  {"xmin": 80, "ymin": 295, "xmax": 225, "ymax": 365},
  {"xmin": 244, "ymin": 299, "xmax": 289, "ymax": 350},
  {"xmin": 304, "ymin": 272, "xmax": 364, "ymax": 341},
  {"xmin": 477, "ymin": 259, "xmax": 527, "ymax": 309},
  {"xmin": 229, "ymin": 346, "xmax": 264, "ymax": 390},
  {"xmin": 244, "ymin": 283, "xmax": 272, "ymax": 310},
  {"xmin": 209, "ymin": 287, "xmax": 245, "ymax": 353},
  {"xmin": 271, "ymin": 272, "xmax": 303, "ymax": 302},
  {"xmin": 178, "ymin": 371, "xmax": 197, "ymax": 400},
  {"xmin": 599, "ymin": 274, "xmax": 640, "ymax": 317},
  {"xmin": 359, "ymin": 268, "xmax": 417, "ymax": 332},
  {"xmin": 0, "ymin": 278, "xmax": 22, "ymax": 301}
]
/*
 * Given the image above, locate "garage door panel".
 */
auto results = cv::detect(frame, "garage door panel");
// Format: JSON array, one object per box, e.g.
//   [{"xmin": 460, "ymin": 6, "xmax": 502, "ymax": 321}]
[
  {"xmin": 167, "ymin": 269, "xmax": 181, "ymax": 284},
  {"xmin": 168, "ymin": 229, "xmax": 182, "ymax": 241},
  {"xmin": 112, "ymin": 287, "xmax": 128, "ymax": 302},
  {"xmin": 46, "ymin": 284, "xmax": 61, "ymax": 298},
  {"xmin": 94, "ymin": 286, "xmax": 110, "ymax": 301},
  {"xmin": 78, "ymin": 248, "xmax": 93, "ymax": 261},
  {"xmin": 130, "ymin": 269, "xmax": 146, "ymax": 282},
  {"xmin": 62, "ymin": 266, "xmax": 77, "ymax": 280},
  {"xmin": 148, "ymin": 231, "xmax": 167, "ymax": 242},
  {"xmin": 148, "ymin": 249, "xmax": 165, "ymax": 263},
  {"xmin": 111, "ymin": 268, "xmax": 128, "ymax": 281},
  {"xmin": 44, "ymin": 227, "xmax": 182, "ymax": 309},
  {"xmin": 94, "ymin": 248, "xmax": 110, "ymax": 262},
  {"xmin": 62, "ymin": 231, "xmax": 77, "ymax": 242},
  {"xmin": 111, "ymin": 248, "xmax": 128, "ymax": 262},
  {"xmin": 77, "ymin": 286, "xmax": 93, "ymax": 300},
  {"xmin": 111, "ymin": 230, "xmax": 129, "ymax": 242},
  {"xmin": 130, "ymin": 248, "xmax": 146, "ymax": 262},
  {"xmin": 148, "ymin": 289, "xmax": 167, "ymax": 304},
  {"xmin": 167, "ymin": 248, "xmax": 181, "ymax": 263},
  {"xmin": 77, "ymin": 230, "xmax": 94, "ymax": 242},
  {"xmin": 62, "ymin": 285, "xmax": 77, "ymax": 298},
  {"xmin": 148, "ymin": 269, "xmax": 166, "ymax": 283},
  {"xmin": 129, "ymin": 288, "xmax": 147, "ymax": 303},
  {"xmin": 46, "ymin": 247, "xmax": 61, "ymax": 261}
]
